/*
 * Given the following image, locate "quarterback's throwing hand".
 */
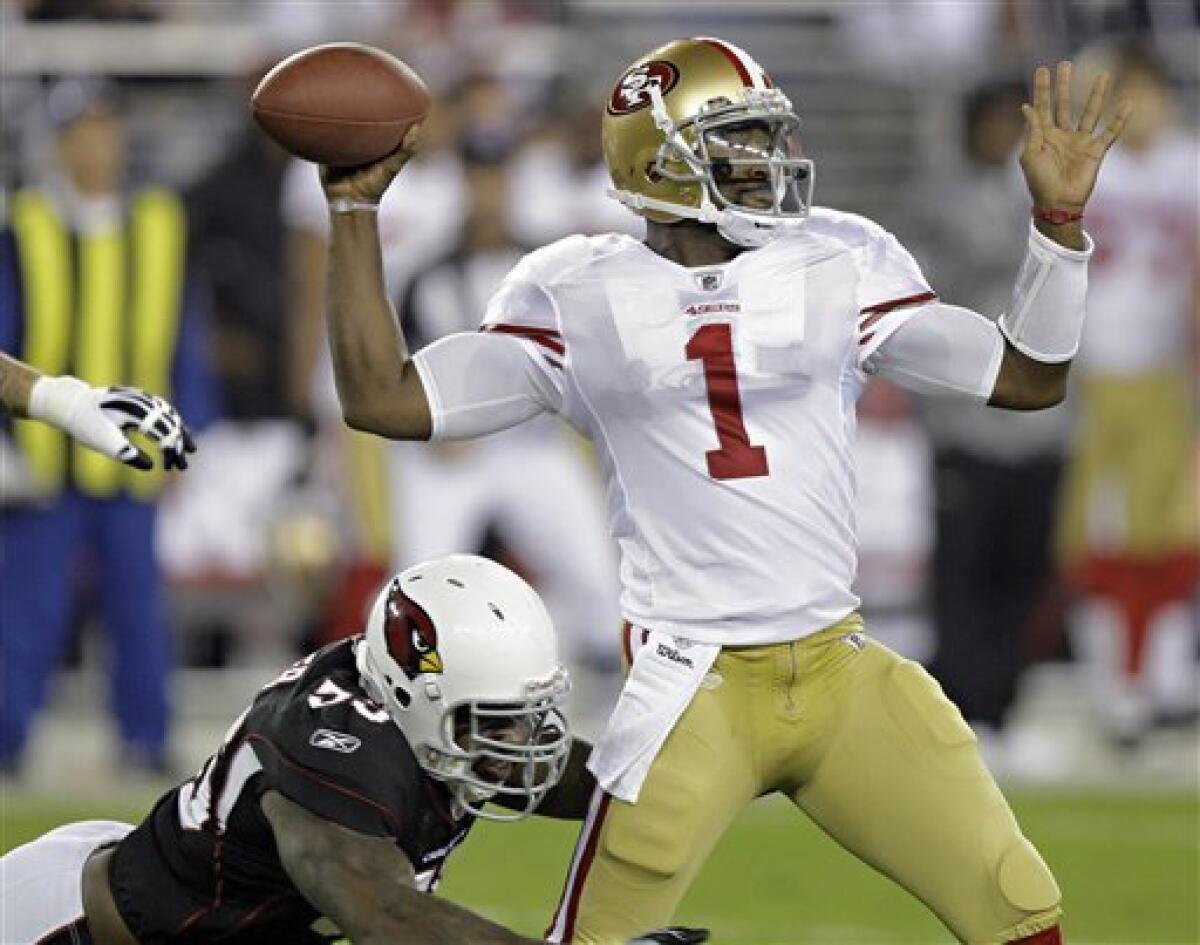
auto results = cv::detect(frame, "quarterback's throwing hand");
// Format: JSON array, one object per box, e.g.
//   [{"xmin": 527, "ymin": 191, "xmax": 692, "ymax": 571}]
[
  {"xmin": 29, "ymin": 376, "xmax": 196, "ymax": 471},
  {"xmin": 321, "ymin": 122, "xmax": 423, "ymax": 208},
  {"xmin": 1018, "ymin": 60, "xmax": 1133, "ymax": 214},
  {"xmin": 626, "ymin": 928, "xmax": 710, "ymax": 945}
]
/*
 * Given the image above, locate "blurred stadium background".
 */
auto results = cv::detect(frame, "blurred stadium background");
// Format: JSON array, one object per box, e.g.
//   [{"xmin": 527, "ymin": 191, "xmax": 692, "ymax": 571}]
[{"xmin": 1, "ymin": 2, "xmax": 1196, "ymax": 943}]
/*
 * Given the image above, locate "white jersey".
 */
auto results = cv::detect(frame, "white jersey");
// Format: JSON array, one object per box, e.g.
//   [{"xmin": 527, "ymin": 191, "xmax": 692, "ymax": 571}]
[
  {"xmin": 1081, "ymin": 131, "xmax": 1198, "ymax": 375},
  {"xmin": 418, "ymin": 210, "xmax": 937, "ymax": 645}
]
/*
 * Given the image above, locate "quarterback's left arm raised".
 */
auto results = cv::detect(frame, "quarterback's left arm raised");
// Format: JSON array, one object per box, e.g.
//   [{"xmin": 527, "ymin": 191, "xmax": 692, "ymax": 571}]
[
  {"xmin": 869, "ymin": 62, "xmax": 1131, "ymax": 412},
  {"xmin": 262, "ymin": 789, "xmax": 547, "ymax": 944},
  {"xmin": 989, "ymin": 61, "xmax": 1131, "ymax": 408},
  {"xmin": 0, "ymin": 351, "xmax": 195, "ymax": 470}
]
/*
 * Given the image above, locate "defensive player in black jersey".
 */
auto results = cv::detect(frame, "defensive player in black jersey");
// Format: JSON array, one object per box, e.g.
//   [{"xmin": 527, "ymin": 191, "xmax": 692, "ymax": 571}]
[{"xmin": 2, "ymin": 555, "xmax": 705, "ymax": 945}]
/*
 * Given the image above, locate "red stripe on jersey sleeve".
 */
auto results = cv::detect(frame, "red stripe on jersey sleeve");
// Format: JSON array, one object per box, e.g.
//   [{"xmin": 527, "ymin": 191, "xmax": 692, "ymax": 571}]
[
  {"xmin": 859, "ymin": 312, "xmax": 887, "ymax": 333},
  {"xmin": 859, "ymin": 291, "xmax": 937, "ymax": 317},
  {"xmin": 482, "ymin": 324, "xmax": 565, "ymax": 356}
]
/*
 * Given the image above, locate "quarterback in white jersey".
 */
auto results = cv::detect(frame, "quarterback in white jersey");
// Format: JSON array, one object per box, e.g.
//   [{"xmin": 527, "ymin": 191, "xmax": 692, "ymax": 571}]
[
  {"xmin": 317, "ymin": 37, "xmax": 1130, "ymax": 945},
  {"xmin": 455, "ymin": 210, "xmax": 949, "ymax": 646}
]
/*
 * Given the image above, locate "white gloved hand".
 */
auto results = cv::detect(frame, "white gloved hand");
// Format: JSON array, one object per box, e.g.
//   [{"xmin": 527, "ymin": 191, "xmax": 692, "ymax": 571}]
[{"xmin": 28, "ymin": 376, "xmax": 196, "ymax": 471}]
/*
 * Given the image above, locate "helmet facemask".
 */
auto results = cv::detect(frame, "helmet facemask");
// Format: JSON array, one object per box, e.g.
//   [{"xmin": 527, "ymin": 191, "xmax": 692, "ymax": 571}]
[
  {"xmin": 622, "ymin": 84, "xmax": 815, "ymax": 247},
  {"xmin": 421, "ymin": 672, "xmax": 571, "ymax": 822}
]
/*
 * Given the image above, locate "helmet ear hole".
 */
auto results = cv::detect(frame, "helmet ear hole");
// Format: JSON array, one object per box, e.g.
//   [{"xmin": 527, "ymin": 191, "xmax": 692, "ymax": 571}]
[
  {"xmin": 645, "ymin": 161, "xmax": 663, "ymax": 183},
  {"xmin": 393, "ymin": 686, "xmax": 412, "ymax": 709}
]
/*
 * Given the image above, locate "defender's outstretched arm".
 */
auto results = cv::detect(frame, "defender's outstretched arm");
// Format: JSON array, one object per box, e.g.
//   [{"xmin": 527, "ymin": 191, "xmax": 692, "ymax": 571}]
[{"xmin": 263, "ymin": 790, "xmax": 544, "ymax": 945}]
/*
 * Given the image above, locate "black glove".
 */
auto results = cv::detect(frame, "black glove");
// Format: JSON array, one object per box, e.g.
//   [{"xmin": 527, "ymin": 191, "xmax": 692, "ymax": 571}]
[
  {"xmin": 626, "ymin": 928, "xmax": 710, "ymax": 945},
  {"xmin": 99, "ymin": 385, "xmax": 197, "ymax": 471}
]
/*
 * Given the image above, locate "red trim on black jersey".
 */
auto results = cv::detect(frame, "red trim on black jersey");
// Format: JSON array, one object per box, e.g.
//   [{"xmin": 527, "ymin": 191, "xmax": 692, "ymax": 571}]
[
  {"xmin": 247, "ymin": 734, "xmax": 404, "ymax": 835},
  {"xmin": 225, "ymin": 891, "xmax": 291, "ymax": 936},
  {"xmin": 482, "ymin": 324, "xmax": 566, "ymax": 356},
  {"xmin": 859, "ymin": 291, "xmax": 937, "ymax": 317}
]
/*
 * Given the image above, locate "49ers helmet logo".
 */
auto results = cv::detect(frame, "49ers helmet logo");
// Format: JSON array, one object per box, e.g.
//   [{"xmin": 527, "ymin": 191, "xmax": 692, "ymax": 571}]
[
  {"xmin": 608, "ymin": 60, "xmax": 680, "ymax": 116},
  {"xmin": 383, "ymin": 580, "xmax": 444, "ymax": 679}
]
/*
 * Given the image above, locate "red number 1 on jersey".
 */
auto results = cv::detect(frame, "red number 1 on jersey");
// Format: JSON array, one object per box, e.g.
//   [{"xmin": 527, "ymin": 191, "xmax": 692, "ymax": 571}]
[{"xmin": 686, "ymin": 323, "xmax": 770, "ymax": 480}]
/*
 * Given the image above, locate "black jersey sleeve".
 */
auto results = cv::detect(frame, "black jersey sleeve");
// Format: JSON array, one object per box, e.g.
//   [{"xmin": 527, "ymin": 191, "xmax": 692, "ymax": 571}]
[{"xmin": 246, "ymin": 649, "xmax": 424, "ymax": 840}]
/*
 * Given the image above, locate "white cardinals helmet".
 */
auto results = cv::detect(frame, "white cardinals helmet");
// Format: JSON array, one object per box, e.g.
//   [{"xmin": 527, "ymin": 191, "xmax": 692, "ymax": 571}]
[{"xmin": 356, "ymin": 555, "xmax": 571, "ymax": 821}]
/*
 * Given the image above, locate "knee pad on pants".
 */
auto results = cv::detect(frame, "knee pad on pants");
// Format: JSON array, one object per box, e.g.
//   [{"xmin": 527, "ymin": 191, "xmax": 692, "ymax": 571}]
[
  {"xmin": 998, "ymin": 835, "xmax": 1060, "ymax": 914},
  {"xmin": 992, "ymin": 835, "xmax": 1062, "ymax": 943}
]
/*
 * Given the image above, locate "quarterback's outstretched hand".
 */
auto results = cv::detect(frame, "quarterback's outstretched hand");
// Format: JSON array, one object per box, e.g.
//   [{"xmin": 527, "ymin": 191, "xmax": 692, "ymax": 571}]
[
  {"xmin": 321, "ymin": 122, "xmax": 423, "ymax": 207},
  {"xmin": 1018, "ymin": 61, "xmax": 1132, "ymax": 214},
  {"xmin": 626, "ymin": 928, "xmax": 710, "ymax": 945},
  {"xmin": 29, "ymin": 376, "xmax": 195, "ymax": 471}
]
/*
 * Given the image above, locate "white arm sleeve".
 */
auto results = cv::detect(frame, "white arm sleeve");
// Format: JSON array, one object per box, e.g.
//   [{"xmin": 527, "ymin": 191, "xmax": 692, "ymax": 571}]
[
  {"xmin": 998, "ymin": 223, "xmax": 1093, "ymax": 362},
  {"xmin": 864, "ymin": 302, "xmax": 1006, "ymax": 403},
  {"xmin": 410, "ymin": 332, "xmax": 565, "ymax": 441}
]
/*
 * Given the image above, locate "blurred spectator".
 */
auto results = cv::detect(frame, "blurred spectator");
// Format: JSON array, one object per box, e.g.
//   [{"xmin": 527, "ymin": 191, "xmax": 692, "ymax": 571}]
[
  {"xmin": 390, "ymin": 148, "xmax": 622, "ymax": 676},
  {"xmin": 1057, "ymin": 42, "xmax": 1199, "ymax": 747},
  {"xmin": 279, "ymin": 77, "xmax": 471, "ymax": 646},
  {"xmin": 186, "ymin": 123, "xmax": 292, "ymax": 422},
  {"xmin": 152, "ymin": 103, "xmax": 309, "ymax": 665},
  {"xmin": 0, "ymin": 78, "xmax": 216, "ymax": 774},
  {"xmin": 852, "ymin": 379, "xmax": 933, "ymax": 665},
  {"xmin": 509, "ymin": 99, "xmax": 643, "ymax": 243},
  {"xmin": 21, "ymin": 0, "xmax": 158, "ymax": 21},
  {"xmin": 902, "ymin": 79, "xmax": 1073, "ymax": 775},
  {"xmin": 838, "ymin": 1, "xmax": 1015, "ymax": 83},
  {"xmin": 282, "ymin": 81, "xmax": 468, "ymax": 421}
]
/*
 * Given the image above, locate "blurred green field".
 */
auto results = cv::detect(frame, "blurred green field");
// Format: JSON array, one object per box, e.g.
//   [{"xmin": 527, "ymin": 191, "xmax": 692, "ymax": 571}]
[{"xmin": 3, "ymin": 788, "xmax": 1196, "ymax": 944}]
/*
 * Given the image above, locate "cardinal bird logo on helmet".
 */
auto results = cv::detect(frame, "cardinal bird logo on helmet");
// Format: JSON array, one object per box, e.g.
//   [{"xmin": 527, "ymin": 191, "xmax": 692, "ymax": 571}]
[{"xmin": 382, "ymin": 580, "xmax": 444, "ymax": 679}]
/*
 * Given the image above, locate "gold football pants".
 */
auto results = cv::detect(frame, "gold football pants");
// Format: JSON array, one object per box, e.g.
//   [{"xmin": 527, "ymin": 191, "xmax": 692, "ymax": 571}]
[{"xmin": 550, "ymin": 617, "xmax": 1061, "ymax": 944}]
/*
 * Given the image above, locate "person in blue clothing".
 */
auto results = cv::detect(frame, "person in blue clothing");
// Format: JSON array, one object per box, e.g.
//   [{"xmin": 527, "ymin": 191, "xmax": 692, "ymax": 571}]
[{"xmin": 0, "ymin": 77, "xmax": 216, "ymax": 774}]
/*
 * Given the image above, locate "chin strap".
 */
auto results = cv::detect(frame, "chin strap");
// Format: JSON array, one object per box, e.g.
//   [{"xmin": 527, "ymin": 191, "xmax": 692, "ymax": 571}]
[
  {"xmin": 607, "ymin": 187, "xmax": 790, "ymax": 249},
  {"xmin": 607, "ymin": 187, "xmax": 720, "ymax": 223}
]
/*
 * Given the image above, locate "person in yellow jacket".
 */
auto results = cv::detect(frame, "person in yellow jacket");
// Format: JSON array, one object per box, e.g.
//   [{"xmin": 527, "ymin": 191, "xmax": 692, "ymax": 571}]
[{"xmin": 0, "ymin": 78, "xmax": 216, "ymax": 775}]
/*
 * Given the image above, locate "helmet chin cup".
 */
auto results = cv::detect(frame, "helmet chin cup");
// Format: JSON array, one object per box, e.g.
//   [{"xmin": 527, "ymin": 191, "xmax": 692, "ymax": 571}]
[{"xmin": 607, "ymin": 187, "xmax": 795, "ymax": 249}]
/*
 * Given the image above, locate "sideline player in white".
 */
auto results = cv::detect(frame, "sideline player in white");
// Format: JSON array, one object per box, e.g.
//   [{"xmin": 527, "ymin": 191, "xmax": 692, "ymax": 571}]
[
  {"xmin": 317, "ymin": 38, "xmax": 1130, "ymax": 945},
  {"xmin": 1056, "ymin": 42, "xmax": 1199, "ymax": 746}
]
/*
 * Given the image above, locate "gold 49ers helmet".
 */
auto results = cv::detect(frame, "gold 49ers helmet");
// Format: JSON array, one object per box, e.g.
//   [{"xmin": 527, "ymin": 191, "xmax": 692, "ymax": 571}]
[{"xmin": 603, "ymin": 36, "xmax": 814, "ymax": 247}]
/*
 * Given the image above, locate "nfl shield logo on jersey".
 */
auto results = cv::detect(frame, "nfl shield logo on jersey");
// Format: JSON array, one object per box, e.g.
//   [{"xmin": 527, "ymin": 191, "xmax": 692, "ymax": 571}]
[{"xmin": 696, "ymin": 271, "xmax": 723, "ymax": 291}]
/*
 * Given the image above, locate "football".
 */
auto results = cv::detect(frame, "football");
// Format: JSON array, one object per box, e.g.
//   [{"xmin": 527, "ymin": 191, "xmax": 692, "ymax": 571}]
[{"xmin": 251, "ymin": 43, "xmax": 430, "ymax": 166}]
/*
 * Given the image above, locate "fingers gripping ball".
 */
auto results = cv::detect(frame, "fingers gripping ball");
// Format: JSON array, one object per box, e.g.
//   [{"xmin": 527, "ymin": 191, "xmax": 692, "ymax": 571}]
[{"xmin": 251, "ymin": 43, "xmax": 430, "ymax": 166}]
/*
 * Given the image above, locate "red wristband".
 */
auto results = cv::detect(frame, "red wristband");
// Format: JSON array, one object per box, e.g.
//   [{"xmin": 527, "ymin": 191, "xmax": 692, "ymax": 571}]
[{"xmin": 1032, "ymin": 206, "xmax": 1084, "ymax": 225}]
